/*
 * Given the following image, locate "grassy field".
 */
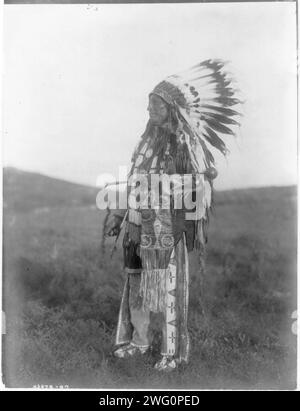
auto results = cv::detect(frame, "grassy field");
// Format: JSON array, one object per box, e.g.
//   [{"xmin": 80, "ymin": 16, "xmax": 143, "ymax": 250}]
[{"xmin": 2, "ymin": 168, "xmax": 297, "ymax": 389}]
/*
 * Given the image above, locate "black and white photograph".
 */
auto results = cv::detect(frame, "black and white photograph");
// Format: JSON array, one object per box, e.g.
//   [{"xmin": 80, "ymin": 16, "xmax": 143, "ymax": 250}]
[{"xmin": 1, "ymin": 0, "xmax": 298, "ymax": 391}]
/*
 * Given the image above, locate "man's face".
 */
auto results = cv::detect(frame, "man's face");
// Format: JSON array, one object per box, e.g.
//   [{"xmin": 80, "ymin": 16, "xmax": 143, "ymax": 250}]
[{"xmin": 147, "ymin": 94, "xmax": 169, "ymax": 126}]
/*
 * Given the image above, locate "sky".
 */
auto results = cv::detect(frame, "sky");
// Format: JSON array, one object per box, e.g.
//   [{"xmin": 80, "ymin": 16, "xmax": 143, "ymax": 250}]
[{"xmin": 3, "ymin": 2, "xmax": 297, "ymax": 190}]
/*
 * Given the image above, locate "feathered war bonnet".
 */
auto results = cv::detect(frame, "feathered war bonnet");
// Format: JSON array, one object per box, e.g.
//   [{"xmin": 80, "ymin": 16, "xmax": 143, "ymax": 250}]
[{"xmin": 149, "ymin": 59, "xmax": 242, "ymax": 170}]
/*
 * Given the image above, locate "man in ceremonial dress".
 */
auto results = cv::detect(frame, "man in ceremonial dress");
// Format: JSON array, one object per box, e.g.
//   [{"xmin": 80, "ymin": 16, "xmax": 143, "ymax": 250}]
[{"xmin": 105, "ymin": 60, "xmax": 242, "ymax": 371}]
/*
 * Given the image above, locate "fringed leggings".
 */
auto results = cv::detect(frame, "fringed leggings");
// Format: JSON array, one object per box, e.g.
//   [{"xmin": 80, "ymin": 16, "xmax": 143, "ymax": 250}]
[{"xmin": 115, "ymin": 234, "xmax": 190, "ymax": 362}]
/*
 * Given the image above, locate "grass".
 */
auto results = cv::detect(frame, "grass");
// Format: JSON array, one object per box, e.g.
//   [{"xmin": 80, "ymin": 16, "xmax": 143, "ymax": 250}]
[{"xmin": 2, "ymin": 170, "xmax": 297, "ymax": 389}]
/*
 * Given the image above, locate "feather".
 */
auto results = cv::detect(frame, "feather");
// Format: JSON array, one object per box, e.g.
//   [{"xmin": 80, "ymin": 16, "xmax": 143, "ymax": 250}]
[
  {"xmin": 210, "ymin": 72, "xmax": 228, "ymax": 82},
  {"xmin": 189, "ymin": 73, "xmax": 217, "ymax": 82},
  {"xmin": 201, "ymin": 105, "xmax": 241, "ymax": 117},
  {"xmin": 202, "ymin": 112, "xmax": 240, "ymax": 126},
  {"xmin": 198, "ymin": 59, "xmax": 213, "ymax": 68},
  {"xmin": 194, "ymin": 134, "xmax": 215, "ymax": 167},
  {"xmin": 209, "ymin": 97, "xmax": 242, "ymax": 106},
  {"xmin": 203, "ymin": 60, "xmax": 224, "ymax": 71},
  {"xmin": 205, "ymin": 118, "xmax": 235, "ymax": 135},
  {"xmin": 202, "ymin": 126, "xmax": 228, "ymax": 155},
  {"xmin": 215, "ymin": 88, "xmax": 235, "ymax": 98}
]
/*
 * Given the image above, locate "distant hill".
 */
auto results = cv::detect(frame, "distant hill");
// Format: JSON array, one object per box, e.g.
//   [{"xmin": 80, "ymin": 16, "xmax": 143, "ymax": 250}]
[
  {"xmin": 3, "ymin": 167, "xmax": 98, "ymax": 212},
  {"xmin": 3, "ymin": 167, "xmax": 297, "ymax": 212}
]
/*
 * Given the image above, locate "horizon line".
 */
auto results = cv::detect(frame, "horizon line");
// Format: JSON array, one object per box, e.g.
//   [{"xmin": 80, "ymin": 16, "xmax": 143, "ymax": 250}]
[{"xmin": 3, "ymin": 165, "xmax": 297, "ymax": 193}]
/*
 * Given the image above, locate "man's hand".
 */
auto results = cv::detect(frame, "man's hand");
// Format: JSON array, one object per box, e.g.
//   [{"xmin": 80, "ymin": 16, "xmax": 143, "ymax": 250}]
[{"xmin": 105, "ymin": 214, "xmax": 123, "ymax": 237}]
